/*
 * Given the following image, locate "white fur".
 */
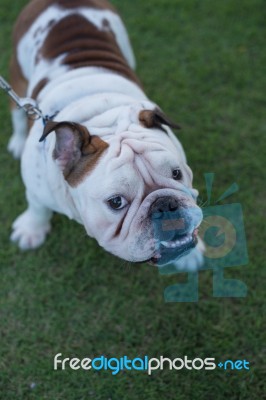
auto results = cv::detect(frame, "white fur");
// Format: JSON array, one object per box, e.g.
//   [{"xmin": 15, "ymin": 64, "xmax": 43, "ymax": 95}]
[{"xmin": 37, "ymin": 70, "xmax": 147, "ymax": 120}]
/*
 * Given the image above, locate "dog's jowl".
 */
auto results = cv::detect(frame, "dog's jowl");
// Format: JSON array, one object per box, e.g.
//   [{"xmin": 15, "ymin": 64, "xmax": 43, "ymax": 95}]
[{"xmin": 8, "ymin": 0, "xmax": 203, "ymax": 268}]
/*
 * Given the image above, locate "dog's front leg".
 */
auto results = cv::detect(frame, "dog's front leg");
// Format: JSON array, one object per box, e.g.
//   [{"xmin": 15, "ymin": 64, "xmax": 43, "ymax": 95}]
[
  {"xmin": 7, "ymin": 107, "xmax": 28, "ymax": 159},
  {"xmin": 11, "ymin": 190, "xmax": 52, "ymax": 250}
]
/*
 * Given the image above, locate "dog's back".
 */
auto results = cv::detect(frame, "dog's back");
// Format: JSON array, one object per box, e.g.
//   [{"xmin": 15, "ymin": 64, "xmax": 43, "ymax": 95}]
[{"xmin": 11, "ymin": 0, "xmax": 138, "ymax": 101}]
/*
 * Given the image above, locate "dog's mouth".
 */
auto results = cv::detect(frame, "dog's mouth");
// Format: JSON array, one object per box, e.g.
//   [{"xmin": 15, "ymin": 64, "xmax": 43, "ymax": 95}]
[{"xmin": 147, "ymin": 228, "xmax": 198, "ymax": 266}]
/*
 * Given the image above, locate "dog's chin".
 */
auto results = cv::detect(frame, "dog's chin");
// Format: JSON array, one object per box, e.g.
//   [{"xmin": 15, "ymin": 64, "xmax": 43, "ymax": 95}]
[{"xmin": 146, "ymin": 229, "xmax": 198, "ymax": 266}]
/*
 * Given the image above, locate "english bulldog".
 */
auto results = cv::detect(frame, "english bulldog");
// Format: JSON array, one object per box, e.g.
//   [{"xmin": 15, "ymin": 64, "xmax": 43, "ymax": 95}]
[{"xmin": 8, "ymin": 0, "xmax": 204, "ymax": 270}]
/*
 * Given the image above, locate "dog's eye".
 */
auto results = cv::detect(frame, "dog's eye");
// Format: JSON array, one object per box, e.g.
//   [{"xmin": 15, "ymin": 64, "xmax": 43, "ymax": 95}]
[
  {"xmin": 172, "ymin": 168, "xmax": 182, "ymax": 180},
  {"xmin": 107, "ymin": 196, "xmax": 128, "ymax": 210}
]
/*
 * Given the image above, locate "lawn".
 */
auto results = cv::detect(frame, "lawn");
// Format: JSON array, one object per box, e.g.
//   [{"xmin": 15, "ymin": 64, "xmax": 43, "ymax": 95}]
[{"xmin": 0, "ymin": 0, "xmax": 265, "ymax": 399}]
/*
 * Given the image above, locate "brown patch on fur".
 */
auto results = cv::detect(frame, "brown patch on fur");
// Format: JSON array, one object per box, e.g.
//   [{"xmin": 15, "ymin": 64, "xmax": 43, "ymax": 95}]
[
  {"xmin": 9, "ymin": 54, "xmax": 27, "ymax": 108},
  {"xmin": 31, "ymin": 78, "xmax": 49, "ymax": 99},
  {"xmin": 68, "ymin": 134, "xmax": 109, "ymax": 187},
  {"xmin": 40, "ymin": 120, "xmax": 109, "ymax": 187},
  {"xmin": 139, "ymin": 108, "xmax": 181, "ymax": 133},
  {"xmin": 28, "ymin": 119, "xmax": 34, "ymax": 131},
  {"xmin": 9, "ymin": 55, "xmax": 35, "ymax": 132},
  {"xmin": 9, "ymin": 53, "xmax": 35, "ymax": 133},
  {"xmin": 41, "ymin": 14, "xmax": 140, "ymax": 85},
  {"xmin": 13, "ymin": 0, "xmax": 117, "ymax": 45}
]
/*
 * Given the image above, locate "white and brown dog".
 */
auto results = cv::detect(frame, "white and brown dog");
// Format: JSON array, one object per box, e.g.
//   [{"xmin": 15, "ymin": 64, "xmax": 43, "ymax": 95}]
[{"xmin": 8, "ymin": 0, "xmax": 204, "ymax": 269}]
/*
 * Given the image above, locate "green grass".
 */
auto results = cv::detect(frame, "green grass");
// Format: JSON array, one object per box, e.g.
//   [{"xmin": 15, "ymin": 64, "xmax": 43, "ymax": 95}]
[{"xmin": 0, "ymin": 0, "xmax": 265, "ymax": 398}]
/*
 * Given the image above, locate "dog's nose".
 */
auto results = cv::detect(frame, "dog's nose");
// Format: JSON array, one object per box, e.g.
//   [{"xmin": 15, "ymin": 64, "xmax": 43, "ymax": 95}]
[
  {"xmin": 150, "ymin": 197, "xmax": 184, "ymax": 241},
  {"xmin": 150, "ymin": 197, "xmax": 179, "ymax": 216},
  {"xmin": 150, "ymin": 197, "xmax": 194, "ymax": 242}
]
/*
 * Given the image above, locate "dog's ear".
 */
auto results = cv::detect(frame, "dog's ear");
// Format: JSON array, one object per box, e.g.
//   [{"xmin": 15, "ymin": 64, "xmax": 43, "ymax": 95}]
[
  {"xmin": 40, "ymin": 120, "xmax": 109, "ymax": 186},
  {"xmin": 139, "ymin": 108, "xmax": 181, "ymax": 133}
]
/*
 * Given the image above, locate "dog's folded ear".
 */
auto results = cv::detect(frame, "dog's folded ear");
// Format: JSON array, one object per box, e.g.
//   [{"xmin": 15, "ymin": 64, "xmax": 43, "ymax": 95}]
[
  {"xmin": 139, "ymin": 108, "xmax": 181, "ymax": 133},
  {"xmin": 39, "ymin": 120, "xmax": 109, "ymax": 186}
]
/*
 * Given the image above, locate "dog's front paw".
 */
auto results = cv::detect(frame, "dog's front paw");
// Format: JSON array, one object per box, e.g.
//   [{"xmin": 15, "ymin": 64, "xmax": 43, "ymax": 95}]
[
  {"xmin": 7, "ymin": 133, "xmax": 26, "ymax": 159},
  {"xmin": 11, "ymin": 211, "xmax": 51, "ymax": 250},
  {"xmin": 172, "ymin": 238, "xmax": 205, "ymax": 272}
]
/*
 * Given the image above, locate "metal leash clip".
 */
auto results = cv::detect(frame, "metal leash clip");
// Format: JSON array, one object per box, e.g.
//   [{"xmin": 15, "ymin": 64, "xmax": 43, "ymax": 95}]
[{"xmin": 0, "ymin": 75, "xmax": 43, "ymax": 120}]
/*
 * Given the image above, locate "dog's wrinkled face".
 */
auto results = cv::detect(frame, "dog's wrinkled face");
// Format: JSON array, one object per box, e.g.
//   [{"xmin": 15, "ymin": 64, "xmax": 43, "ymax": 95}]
[
  {"xmin": 42, "ymin": 109, "xmax": 202, "ymax": 265},
  {"xmin": 41, "ymin": 110, "xmax": 202, "ymax": 265}
]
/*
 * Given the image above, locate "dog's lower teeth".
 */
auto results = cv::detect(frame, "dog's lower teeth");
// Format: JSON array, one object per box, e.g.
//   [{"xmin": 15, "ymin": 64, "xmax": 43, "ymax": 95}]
[{"xmin": 161, "ymin": 235, "xmax": 192, "ymax": 249}]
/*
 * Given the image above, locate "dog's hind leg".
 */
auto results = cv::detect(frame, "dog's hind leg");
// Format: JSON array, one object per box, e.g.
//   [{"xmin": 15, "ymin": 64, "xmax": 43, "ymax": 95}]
[
  {"xmin": 7, "ymin": 55, "xmax": 28, "ymax": 159},
  {"xmin": 11, "ymin": 190, "xmax": 52, "ymax": 250}
]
